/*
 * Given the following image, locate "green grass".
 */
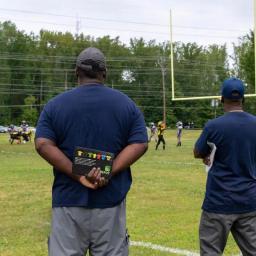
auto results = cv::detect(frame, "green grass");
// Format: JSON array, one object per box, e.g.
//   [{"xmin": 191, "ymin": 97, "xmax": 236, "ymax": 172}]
[{"xmin": 0, "ymin": 131, "xmax": 241, "ymax": 255}]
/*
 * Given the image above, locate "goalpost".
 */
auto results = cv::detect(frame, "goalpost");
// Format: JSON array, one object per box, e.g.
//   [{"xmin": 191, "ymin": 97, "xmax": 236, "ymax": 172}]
[{"xmin": 170, "ymin": 0, "xmax": 256, "ymax": 101}]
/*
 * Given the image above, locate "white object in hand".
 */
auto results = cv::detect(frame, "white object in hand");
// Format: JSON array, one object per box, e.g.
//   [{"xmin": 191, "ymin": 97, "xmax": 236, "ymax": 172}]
[{"xmin": 205, "ymin": 142, "xmax": 217, "ymax": 173}]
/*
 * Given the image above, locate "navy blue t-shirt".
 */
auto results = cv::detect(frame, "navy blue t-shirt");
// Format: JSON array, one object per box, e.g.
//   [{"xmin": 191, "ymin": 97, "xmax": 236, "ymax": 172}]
[
  {"xmin": 35, "ymin": 84, "xmax": 148, "ymax": 208},
  {"xmin": 195, "ymin": 112, "xmax": 256, "ymax": 214}
]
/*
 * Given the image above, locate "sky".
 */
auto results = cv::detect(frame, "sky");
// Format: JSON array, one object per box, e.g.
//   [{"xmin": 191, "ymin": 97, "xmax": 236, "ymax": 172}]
[{"xmin": 0, "ymin": 0, "xmax": 253, "ymax": 48}]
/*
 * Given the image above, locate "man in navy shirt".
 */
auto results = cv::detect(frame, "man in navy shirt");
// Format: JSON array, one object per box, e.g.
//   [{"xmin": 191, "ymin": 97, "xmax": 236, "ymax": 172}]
[
  {"xmin": 194, "ymin": 78, "xmax": 256, "ymax": 255},
  {"xmin": 35, "ymin": 47, "xmax": 148, "ymax": 256}
]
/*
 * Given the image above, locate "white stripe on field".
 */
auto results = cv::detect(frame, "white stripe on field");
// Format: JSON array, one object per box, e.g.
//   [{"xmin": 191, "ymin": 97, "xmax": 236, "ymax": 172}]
[
  {"xmin": 131, "ymin": 241, "xmax": 242, "ymax": 256},
  {"xmin": 140, "ymin": 159, "xmax": 200, "ymax": 166},
  {"xmin": 130, "ymin": 241, "xmax": 199, "ymax": 256}
]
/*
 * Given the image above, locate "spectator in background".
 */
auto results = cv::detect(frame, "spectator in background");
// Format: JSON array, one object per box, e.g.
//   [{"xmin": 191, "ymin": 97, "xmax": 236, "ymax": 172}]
[
  {"xmin": 176, "ymin": 121, "xmax": 183, "ymax": 146},
  {"xmin": 149, "ymin": 122, "xmax": 158, "ymax": 143}
]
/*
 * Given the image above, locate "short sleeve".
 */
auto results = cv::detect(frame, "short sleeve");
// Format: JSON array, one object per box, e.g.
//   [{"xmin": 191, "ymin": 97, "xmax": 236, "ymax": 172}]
[
  {"xmin": 35, "ymin": 103, "xmax": 57, "ymax": 142},
  {"xmin": 195, "ymin": 126, "xmax": 211, "ymax": 156},
  {"xmin": 127, "ymin": 106, "xmax": 148, "ymax": 144}
]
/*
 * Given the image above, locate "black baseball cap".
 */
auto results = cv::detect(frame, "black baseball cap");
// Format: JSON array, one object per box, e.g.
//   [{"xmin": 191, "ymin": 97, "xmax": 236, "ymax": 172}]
[
  {"xmin": 76, "ymin": 47, "xmax": 106, "ymax": 71},
  {"xmin": 221, "ymin": 78, "xmax": 245, "ymax": 99}
]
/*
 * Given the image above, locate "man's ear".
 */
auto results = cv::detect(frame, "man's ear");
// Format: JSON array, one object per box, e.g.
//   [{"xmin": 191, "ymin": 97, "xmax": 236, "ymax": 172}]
[
  {"xmin": 75, "ymin": 67, "xmax": 79, "ymax": 78},
  {"xmin": 102, "ymin": 71, "xmax": 106, "ymax": 79}
]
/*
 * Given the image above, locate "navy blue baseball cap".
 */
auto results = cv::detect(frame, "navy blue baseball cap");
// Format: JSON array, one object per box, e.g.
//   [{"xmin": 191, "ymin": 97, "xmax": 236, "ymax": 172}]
[{"xmin": 221, "ymin": 78, "xmax": 245, "ymax": 99}]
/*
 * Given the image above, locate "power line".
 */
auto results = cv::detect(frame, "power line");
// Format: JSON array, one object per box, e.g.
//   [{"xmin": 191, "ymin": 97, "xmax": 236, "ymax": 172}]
[
  {"xmin": 0, "ymin": 17, "xmax": 246, "ymax": 40},
  {"xmin": 0, "ymin": 8, "xmax": 249, "ymax": 33},
  {"xmin": 0, "ymin": 104, "xmax": 44, "ymax": 108},
  {"xmin": 0, "ymin": 103, "xmax": 220, "ymax": 110}
]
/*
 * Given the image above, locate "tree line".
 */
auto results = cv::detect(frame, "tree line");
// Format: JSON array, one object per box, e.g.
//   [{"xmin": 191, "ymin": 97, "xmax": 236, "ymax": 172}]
[{"xmin": 0, "ymin": 21, "xmax": 254, "ymax": 128}]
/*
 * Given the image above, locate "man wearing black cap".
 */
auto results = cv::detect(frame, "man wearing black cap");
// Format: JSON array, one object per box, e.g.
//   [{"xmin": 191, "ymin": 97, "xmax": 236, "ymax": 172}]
[
  {"xmin": 194, "ymin": 78, "xmax": 256, "ymax": 255},
  {"xmin": 35, "ymin": 47, "xmax": 148, "ymax": 256}
]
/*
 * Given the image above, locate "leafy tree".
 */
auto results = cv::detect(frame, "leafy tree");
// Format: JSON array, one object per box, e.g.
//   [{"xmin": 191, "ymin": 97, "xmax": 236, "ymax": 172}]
[
  {"xmin": 233, "ymin": 31, "xmax": 256, "ymax": 115},
  {"xmin": 1, "ymin": 20, "xmax": 253, "ymax": 127},
  {"xmin": 21, "ymin": 95, "xmax": 38, "ymax": 126}
]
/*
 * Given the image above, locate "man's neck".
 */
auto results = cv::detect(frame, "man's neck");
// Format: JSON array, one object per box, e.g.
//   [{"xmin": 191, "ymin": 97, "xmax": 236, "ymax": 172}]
[
  {"xmin": 224, "ymin": 105, "xmax": 243, "ymax": 112},
  {"xmin": 78, "ymin": 78, "xmax": 103, "ymax": 86}
]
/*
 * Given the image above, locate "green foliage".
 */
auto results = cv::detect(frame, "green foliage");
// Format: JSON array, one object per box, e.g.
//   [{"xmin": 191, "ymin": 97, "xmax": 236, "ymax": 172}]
[
  {"xmin": 0, "ymin": 20, "xmax": 255, "ymax": 127},
  {"xmin": 233, "ymin": 31, "xmax": 256, "ymax": 116},
  {"xmin": 233, "ymin": 31, "xmax": 255, "ymax": 90},
  {"xmin": 21, "ymin": 96, "xmax": 38, "ymax": 125}
]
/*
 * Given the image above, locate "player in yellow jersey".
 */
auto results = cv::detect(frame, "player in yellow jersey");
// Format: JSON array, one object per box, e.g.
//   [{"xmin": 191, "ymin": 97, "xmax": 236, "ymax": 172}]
[{"xmin": 155, "ymin": 121, "xmax": 166, "ymax": 150}]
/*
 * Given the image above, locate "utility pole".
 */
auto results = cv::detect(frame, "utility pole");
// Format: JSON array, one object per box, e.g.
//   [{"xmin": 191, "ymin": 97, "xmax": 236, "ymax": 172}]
[
  {"xmin": 64, "ymin": 71, "xmax": 68, "ymax": 91},
  {"xmin": 76, "ymin": 15, "xmax": 81, "ymax": 36},
  {"xmin": 211, "ymin": 99, "xmax": 219, "ymax": 118},
  {"xmin": 157, "ymin": 56, "xmax": 167, "ymax": 124}
]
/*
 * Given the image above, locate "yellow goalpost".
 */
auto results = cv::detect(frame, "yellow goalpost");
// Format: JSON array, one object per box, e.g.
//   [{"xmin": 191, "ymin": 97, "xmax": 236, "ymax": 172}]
[{"xmin": 170, "ymin": 0, "xmax": 256, "ymax": 101}]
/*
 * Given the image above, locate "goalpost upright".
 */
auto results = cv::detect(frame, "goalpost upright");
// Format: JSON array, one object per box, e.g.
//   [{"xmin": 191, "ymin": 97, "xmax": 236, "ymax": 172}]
[{"xmin": 170, "ymin": 0, "xmax": 256, "ymax": 101}]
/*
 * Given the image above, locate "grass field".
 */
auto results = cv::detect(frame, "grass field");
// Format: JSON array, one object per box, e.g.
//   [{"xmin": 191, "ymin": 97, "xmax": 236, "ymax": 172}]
[{"xmin": 0, "ymin": 130, "xmax": 241, "ymax": 256}]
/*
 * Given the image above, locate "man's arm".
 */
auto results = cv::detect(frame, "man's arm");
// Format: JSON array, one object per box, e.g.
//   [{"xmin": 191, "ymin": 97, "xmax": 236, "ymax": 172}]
[
  {"xmin": 193, "ymin": 125, "xmax": 212, "ymax": 165},
  {"xmin": 35, "ymin": 138, "xmax": 98, "ymax": 189},
  {"xmin": 193, "ymin": 124, "xmax": 211, "ymax": 157},
  {"xmin": 194, "ymin": 147, "xmax": 212, "ymax": 166},
  {"xmin": 193, "ymin": 148, "xmax": 204, "ymax": 159},
  {"xmin": 111, "ymin": 142, "xmax": 148, "ymax": 176}
]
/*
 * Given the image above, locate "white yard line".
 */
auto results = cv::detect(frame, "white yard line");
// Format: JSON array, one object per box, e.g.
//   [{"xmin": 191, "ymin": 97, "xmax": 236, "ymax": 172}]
[
  {"xmin": 140, "ymin": 158, "xmax": 200, "ymax": 166},
  {"xmin": 131, "ymin": 241, "xmax": 241, "ymax": 256},
  {"xmin": 130, "ymin": 241, "xmax": 200, "ymax": 256}
]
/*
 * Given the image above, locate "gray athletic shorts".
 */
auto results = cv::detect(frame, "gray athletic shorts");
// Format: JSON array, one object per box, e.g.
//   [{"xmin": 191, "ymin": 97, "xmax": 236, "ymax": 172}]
[
  {"xmin": 48, "ymin": 200, "xmax": 129, "ymax": 256},
  {"xmin": 199, "ymin": 210, "xmax": 256, "ymax": 256}
]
